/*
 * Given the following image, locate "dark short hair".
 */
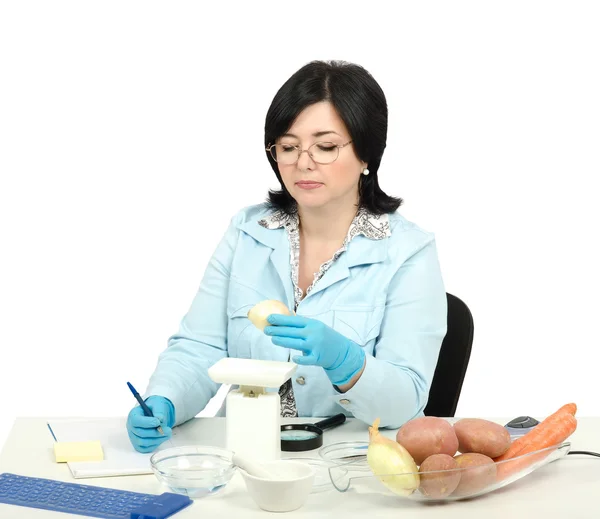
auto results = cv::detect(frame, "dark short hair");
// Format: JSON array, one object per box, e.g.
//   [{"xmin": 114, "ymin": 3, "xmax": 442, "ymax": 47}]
[{"xmin": 264, "ymin": 60, "xmax": 402, "ymax": 215}]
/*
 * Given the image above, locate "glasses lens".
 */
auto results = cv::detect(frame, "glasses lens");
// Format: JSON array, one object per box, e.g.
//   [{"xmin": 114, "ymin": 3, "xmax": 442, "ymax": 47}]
[
  {"xmin": 281, "ymin": 429, "xmax": 319, "ymax": 441},
  {"xmin": 270, "ymin": 142, "xmax": 341, "ymax": 164},
  {"xmin": 272, "ymin": 144, "xmax": 299, "ymax": 164},
  {"xmin": 309, "ymin": 142, "xmax": 339, "ymax": 164}
]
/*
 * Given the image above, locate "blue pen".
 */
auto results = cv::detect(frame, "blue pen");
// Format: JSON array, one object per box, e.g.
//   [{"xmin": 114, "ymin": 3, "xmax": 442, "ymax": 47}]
[{"xmin": 127, "ymin": 382, "xmax": 165, "ymax": 435}]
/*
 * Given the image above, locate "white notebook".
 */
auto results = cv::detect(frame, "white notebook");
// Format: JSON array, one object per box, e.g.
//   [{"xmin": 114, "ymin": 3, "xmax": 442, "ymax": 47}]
[{"xmin": 47, "ymin": 417, "xmax": 180, "ymax": 479}]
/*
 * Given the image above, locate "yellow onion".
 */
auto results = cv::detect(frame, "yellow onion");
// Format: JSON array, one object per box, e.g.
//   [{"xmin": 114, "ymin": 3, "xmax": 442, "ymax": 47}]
[
  {"xmin": 367, "ymin": 417, "xmax": 420, "ymax": 496},
  {"xmin": 247, "ymin": 299, "xmax": 292, "ymax": 331}
]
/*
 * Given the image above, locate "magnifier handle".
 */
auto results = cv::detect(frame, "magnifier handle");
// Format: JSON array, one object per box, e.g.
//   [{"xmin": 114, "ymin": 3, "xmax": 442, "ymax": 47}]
[{"xmin": 314, "ymin": 413, "xmax": 346, "ymax": 431}]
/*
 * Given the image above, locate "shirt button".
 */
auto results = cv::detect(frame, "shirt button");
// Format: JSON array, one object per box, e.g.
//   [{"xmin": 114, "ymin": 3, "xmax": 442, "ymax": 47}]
[
  {"xmin": 296, "ymin": 376, "xmax": 306, "ymax": 385},
  {"xmin": 339, "ymin": 399, "xmax": 351, "ymax": 405}
]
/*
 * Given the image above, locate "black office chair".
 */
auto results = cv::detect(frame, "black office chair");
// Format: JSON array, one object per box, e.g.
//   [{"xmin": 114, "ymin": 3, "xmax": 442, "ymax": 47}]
[{"xmin": 424, "ymin": 293, "xmax": 474, "ymax": 417}]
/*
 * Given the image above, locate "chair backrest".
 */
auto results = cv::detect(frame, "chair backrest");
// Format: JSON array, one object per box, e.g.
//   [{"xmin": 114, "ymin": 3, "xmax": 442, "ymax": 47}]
[{"xmin": 424, "ymin": 292, "xmax": 474, "ymax": 417}]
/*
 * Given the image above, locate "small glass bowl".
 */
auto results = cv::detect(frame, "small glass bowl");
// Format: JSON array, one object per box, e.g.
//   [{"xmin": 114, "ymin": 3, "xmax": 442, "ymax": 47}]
[
  {"xmin": 318, "ymin": 441, "xmax": 370, "ymax": 471},
  {"xmin": 150, "ymin": 445, "xmax": 236, "ymax": 499},
  {"xmin": 284, "ymin": 457, "xmax": 348, "ymax": 493}
]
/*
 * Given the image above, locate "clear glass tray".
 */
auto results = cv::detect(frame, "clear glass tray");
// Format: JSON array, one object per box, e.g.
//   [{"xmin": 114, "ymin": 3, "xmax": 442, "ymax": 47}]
[{"xmin": 321, "ymin": 441, "xmax": 572, "ymax": 502}]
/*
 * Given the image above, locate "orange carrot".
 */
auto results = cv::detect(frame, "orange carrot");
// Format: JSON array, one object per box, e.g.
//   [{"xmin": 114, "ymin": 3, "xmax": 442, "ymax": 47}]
[
  {"xmin": 555, "ymin": 403, "xmax": 577, "ymax": 416},
  {"xmin": 494, "ymin": 437, "xmax": 530, "ymax": 463},
  {"xmin": 496, "ymin": 413, "xmax": 576, "ymax": 481},
  {"xmin": 494, "ymin": 402, "xmax": 577, "ymax": 462},
  {"xmin": 510, "ymin": 411, "xmax": 577, "ymax": 458},
  {"xmin": 494, "ymin": 403, "xmax": 578, "ymax": 482}
]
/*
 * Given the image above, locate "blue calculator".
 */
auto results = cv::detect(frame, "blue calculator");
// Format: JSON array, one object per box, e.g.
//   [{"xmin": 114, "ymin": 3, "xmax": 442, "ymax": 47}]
[{"xmin": 0, "ymin": 473, "xmax": 192, "ymax": 519}]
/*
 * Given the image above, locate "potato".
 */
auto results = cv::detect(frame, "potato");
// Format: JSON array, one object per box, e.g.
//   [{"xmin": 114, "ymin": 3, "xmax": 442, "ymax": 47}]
[
  {"xmin": 453, "ymin": 418, "xmax": 511, "ymax": 458},
  {"xmin": 452, "ymin": 453, "xmax": 497, "ymax": 496},
  {"xmin": 396, "ymin": 417, "xmax": 459, "ymax": 465},
  {"xmin": 418, "ymin": 454, "xmax": 461, "ymax": 499}
]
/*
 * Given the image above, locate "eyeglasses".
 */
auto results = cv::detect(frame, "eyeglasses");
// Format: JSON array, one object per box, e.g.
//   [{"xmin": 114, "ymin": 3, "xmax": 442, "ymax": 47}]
[{"xmin": 265, "ymin": 140, "xmax": 353, "ymax": 165}]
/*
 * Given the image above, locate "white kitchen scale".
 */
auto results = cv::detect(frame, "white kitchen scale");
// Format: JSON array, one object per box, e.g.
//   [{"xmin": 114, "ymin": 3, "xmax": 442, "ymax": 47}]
[{"xmin": 208, "ymin": 357, "xmax": 297, "ymax": 461}]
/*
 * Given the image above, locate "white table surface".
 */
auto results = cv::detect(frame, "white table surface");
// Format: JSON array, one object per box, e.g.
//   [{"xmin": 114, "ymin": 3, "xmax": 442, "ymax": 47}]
[{"xmin": 1, "ymin": 416, "xmax": 599, "ymax": 519}]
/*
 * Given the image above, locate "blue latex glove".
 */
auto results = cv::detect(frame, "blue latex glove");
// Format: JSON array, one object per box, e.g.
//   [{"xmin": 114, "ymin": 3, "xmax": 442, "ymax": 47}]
[
  {"xmin": 126, "ymin": 396, "xmax": 176, "ymax": 453},
  {"xmin": 264, "ymin": 314, "xmax": 366, "ymax": 386}
]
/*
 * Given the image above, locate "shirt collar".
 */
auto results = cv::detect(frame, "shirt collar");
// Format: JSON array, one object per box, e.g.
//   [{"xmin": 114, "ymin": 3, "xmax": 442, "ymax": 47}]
[{"xmin": 258, "ymin": 207, "xmax": 391, "ymax": 241}]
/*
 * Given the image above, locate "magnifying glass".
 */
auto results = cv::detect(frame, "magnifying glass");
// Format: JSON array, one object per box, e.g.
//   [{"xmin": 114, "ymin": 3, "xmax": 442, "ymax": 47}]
[{"xmin": 281, "ymin": 413, "xmax": 347, "ymax": 452}]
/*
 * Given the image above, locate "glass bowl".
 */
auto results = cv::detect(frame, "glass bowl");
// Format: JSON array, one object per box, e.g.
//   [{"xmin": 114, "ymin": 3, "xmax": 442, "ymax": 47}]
[
  {"xmin": 319, "ymin": 441, "xmax": 370, "ymax": 471},
  {"xmin": 150, "ymin": 445, "xmax": 236, "ymax": 498},
  {"xmin": 284, "ymin": 457, "xmax": 348, "ymax": 493},
  {"xmin": 324, "ymin": 441, "xmax": 572, "ymax": 502}
]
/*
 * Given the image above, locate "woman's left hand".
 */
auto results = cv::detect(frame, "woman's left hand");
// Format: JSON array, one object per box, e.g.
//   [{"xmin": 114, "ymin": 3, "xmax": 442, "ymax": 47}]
[{"xmin": 264, "ymin": 314, "xmax": 365, "ymax": 386}]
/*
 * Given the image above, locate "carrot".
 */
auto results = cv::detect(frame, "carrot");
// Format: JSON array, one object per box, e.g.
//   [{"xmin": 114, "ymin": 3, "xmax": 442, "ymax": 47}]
[
  {"xmin": 494, "ymin": 403, "xmax": 578, "ymax": 482},
  {"xmin": 509, "ymin": 411, "xmax": 577, "ymax": 458},
  {"xmin": 555, "ymin": 403, "xmax": 577, "ymax": 416},
  {"xmin": 494, "ymin": 402, "xmax": 577, "ymax": 463},
  {"xmin": 496, "ymin": 413, "xmax": 576, "ymax": 481},
  {"xmin": 493, "ymin": 437, "xmax": 530, "ymax": 463}
]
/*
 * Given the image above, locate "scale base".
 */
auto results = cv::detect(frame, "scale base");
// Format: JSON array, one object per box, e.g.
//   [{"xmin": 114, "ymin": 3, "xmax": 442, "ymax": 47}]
[{"xmin": 225, "ymin": 389, "xmax": 281, "ymax": 462}]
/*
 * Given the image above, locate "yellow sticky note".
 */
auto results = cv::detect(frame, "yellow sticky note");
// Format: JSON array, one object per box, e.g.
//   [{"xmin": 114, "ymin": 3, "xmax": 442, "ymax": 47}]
[{"xmin": 54, "ymin": 441, "xmax": 104, "ymax": 463}]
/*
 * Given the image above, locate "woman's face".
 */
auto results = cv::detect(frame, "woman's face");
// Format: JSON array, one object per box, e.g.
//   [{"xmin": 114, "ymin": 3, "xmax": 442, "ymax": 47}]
[{"xmin": 275, "ymin": 101, "xmax": 366, "ymax": 211}]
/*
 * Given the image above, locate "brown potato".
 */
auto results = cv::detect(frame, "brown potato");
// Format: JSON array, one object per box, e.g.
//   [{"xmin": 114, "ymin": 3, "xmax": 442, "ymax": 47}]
[
  {"xmin": 418, "ymin": 454, "xmax": 461, "ymax": 499},
  {"xmin": 396, "ymin": 417, "xmax": 459, "ymax": 465},
  {"xmin": 453, "ymin": 418, "xmax": 511, "ymax": 458},
  {"xmin": 453, "ymin": 453, "xmax": 497, "ymax": 496}
]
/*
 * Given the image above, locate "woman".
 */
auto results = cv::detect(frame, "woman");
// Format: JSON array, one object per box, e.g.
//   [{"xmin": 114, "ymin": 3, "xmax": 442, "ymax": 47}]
[{"xmin": 126, "ymin": 60, "xmax": 447, "ymax": 453}]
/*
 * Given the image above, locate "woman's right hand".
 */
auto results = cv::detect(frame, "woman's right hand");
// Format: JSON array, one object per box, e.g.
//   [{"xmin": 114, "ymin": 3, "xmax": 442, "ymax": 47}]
[{"xmin": 126, "ymin": 396, "xmax": 176, "ymax": 453}]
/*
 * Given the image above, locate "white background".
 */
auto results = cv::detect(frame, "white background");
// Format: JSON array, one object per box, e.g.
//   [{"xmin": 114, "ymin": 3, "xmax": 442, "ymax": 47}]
[{"xmin": 1, "ymin": 1, "xmax": 599, "ymax": 449}]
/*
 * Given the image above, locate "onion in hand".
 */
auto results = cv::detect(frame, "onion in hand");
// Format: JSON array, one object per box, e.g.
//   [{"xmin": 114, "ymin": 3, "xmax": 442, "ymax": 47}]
[{"xmin": 247, "ymin": 299, "xmax": 292, "ymax": 331}]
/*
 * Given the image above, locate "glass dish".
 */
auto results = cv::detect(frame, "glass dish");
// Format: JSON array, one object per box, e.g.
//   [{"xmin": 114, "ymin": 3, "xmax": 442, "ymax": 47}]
[
  {"xmin": 150, "ymin": 445, "xmax": 236, "ymax": 499},
  {"xmin": 325, "ymin": 442, "xmax": 571, "ymax": 502},
  {"xmin": 284, "ymin": 457, "xmax": 348, "ymax": 493},
  {"xmin": 319, "ymin": 441, "xmax": 370, "ymax": 470}
]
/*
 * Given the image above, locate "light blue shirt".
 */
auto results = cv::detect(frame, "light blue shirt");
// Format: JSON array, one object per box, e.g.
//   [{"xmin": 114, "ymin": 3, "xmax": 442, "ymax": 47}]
[{"xmin": 144, "ymin": 203, "xmax": 447, "ymax": 429}]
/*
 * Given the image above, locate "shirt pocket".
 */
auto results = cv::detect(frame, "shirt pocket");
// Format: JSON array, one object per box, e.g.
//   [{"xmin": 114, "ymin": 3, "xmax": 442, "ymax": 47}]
[
  {"xmin": 333, "ymin": 303, "xmax": 385, "ymax": 348},
  {"xmin": 227, "ymin": 305, "xmax": 254, "ymax": 359}
]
